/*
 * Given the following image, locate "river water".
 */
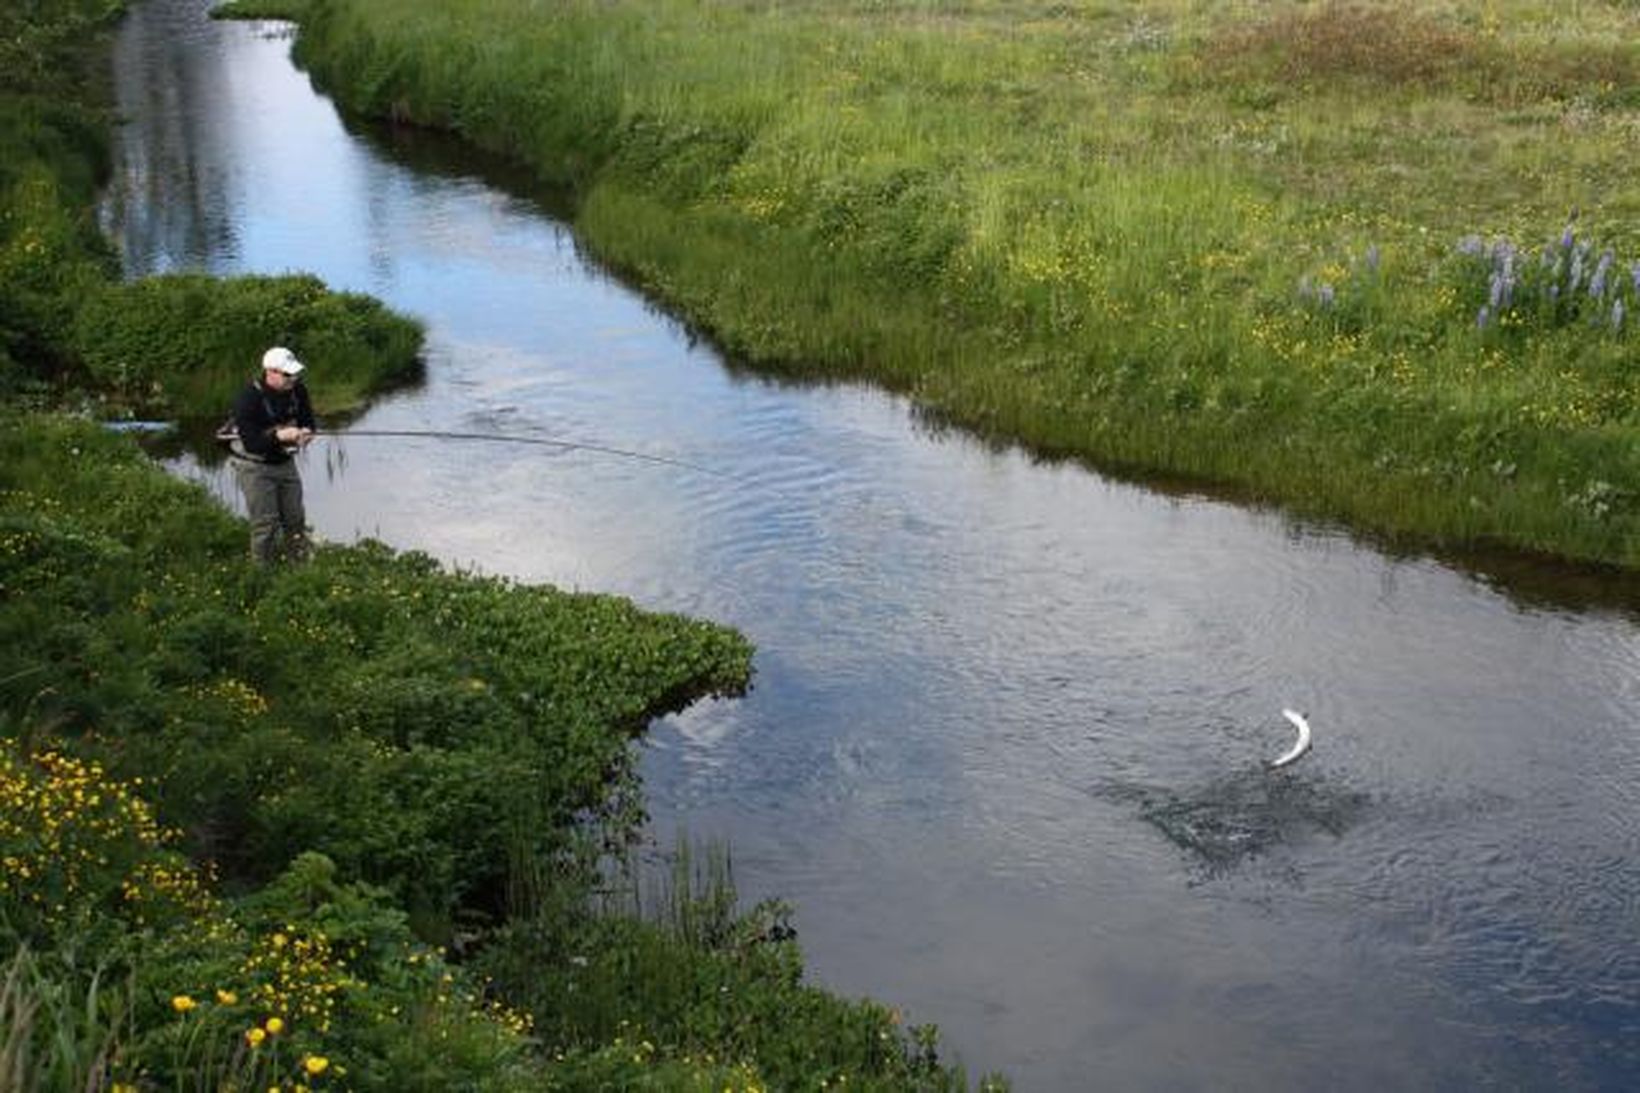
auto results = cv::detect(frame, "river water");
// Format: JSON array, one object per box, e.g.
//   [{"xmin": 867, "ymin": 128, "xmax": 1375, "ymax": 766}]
[{"xmin": 102, "ymin": 2, "xmax": 1640, "ymax": 1088}]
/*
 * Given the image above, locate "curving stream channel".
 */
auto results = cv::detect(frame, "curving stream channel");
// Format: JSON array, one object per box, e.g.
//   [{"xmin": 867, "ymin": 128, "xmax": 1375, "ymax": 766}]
[{"xmin": 102, "ymin": 3, "xmax": 1640, "ymax": 1088}]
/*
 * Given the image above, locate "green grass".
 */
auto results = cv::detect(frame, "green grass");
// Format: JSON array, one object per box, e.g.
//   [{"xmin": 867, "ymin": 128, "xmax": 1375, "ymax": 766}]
[{"xmin": 282, "ymin": 0, "xmax": 1640, "ymax": 567}]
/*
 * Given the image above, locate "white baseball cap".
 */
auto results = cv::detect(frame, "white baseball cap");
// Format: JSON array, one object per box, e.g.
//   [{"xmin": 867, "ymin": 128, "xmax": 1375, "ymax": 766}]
[{"xmin": 261, "ymin": 346, "xmax": 306, "ymax": 376}]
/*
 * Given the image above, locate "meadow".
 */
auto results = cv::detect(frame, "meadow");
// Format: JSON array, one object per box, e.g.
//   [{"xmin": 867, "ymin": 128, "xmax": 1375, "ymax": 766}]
[
  {"xmin": 277, "ymin": 0, "xmax": 1640, "ymax": 566},
  {"xmin": 1, "ymin": 1, "xmax": 992, "ymax": 1086}
]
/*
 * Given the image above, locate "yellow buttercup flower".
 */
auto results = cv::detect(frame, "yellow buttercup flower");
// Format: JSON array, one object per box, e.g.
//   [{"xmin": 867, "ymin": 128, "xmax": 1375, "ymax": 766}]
[
  {"xmin": 303, "ymin": 1055, "xmax": 330, "ymax": 1076},
  {"xmin": 216, "ymin": 988, "xmax": 239, "ymax": 1005},
  {"xmin": 265, "ymin": 1015, "xmax": 285, "ymax": 1034},
  {"xmin": 245, "ymin": 1026, "xmax": 267, "ymax": 1047},
  {"xmin": 171, "ymin": 994, "xmax": 197, "ymax": 1013}
]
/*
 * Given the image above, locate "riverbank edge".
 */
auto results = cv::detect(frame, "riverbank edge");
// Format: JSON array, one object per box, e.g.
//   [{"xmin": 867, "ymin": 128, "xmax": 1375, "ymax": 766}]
[{"xmin": 271, "ymin": 0, "xmax": 1640, "ymax": 572}]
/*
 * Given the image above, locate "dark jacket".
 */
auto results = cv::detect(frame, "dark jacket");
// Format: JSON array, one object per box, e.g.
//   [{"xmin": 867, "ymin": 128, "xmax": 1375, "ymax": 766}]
[{"xmin": 232, "ymin": 379, "xmax": 316, "ymax": 464}]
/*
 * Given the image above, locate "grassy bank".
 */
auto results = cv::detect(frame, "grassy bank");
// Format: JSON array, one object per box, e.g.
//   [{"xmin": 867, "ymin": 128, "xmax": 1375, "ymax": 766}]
[
  {"xmin": 1, "ymin": 418, "xmax": 982, "ymax": 1087},
  {"xmin": 2, "ymin": 0, "xmax": 995, "ymax": 1087},
  {"xmin": 280, "ymin": 0, "xmax": 1640, "ymax": 567}
]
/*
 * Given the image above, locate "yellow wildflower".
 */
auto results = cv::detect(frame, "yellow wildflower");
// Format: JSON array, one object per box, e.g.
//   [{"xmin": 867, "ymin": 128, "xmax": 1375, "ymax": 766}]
[
  {"xmin": 171, "ymin": 994, "xmax": 197, "ymax": 1013},
  {"xmin": 265, "ymin": 1016, "xmax": 285, "ymax": 1035},
  {"xmin": 303, "ymin": 1055, "xmax": 330, "ymax": 1076},
  {"xmin": 217, "ymin": 988, "xmax": 239, "ymax": 1005},
  {"xmin": 246, "ymin": 1026, "xmax": 267, "ymax": 1047}
]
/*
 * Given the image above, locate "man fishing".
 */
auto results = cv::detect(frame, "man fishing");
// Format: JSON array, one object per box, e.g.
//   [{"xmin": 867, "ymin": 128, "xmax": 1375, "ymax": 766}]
[{"xmin": 229, "ymin": 346, "xmax": 317, "ymax": 564}]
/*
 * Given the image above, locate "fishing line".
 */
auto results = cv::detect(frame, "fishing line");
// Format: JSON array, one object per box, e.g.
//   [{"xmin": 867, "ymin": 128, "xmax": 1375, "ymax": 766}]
[{"xmin": 311, "ymin": 429, "xmax": 722, "ymax": 476}]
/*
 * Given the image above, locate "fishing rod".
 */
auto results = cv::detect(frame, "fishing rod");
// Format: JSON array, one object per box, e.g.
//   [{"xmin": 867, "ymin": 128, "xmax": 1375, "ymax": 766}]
[{"xmin": 310, "ymin": 428, "xmax": 722, "ymax": 476}]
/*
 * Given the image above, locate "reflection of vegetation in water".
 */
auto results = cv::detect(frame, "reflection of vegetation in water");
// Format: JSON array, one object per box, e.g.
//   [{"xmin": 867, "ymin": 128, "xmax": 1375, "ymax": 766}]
[{"xmin": 1114, "ymin": 769, "xmax": 1370, "ymax": 877}]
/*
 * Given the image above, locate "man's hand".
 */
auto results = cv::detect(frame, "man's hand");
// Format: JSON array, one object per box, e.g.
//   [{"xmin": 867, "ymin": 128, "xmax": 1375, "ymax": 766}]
[{"xmin": 275, "ymin": 426, "xmax": 314, "ymax": 447}]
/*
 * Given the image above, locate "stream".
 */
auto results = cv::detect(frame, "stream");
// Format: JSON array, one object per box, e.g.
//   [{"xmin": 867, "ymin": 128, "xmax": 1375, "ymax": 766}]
[{"xmin": 103, "ymin": 2, "xmax": 1640, "ymax": 1088}]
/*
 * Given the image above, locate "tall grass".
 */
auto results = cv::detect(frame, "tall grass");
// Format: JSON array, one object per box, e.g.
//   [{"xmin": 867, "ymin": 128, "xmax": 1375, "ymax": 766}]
[
  {"xmin": 282, "ymin": 0, "xmax": 1640, "ymax": 566},
  {"xmin": 0, "ymin": 949, "xmax": 128, "ymax": 1093},
  {"xmin": 479, "ymin": 836, "xmax": 1002, "ymax": 1090}
]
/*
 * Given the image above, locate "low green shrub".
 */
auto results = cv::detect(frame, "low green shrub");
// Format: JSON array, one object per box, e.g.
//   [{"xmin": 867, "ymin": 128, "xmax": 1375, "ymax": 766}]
[
  {"xmin": 0, "ymin": 0, "xmax": 125, "ymax": 101},
  {"xmin": 0, "ymin": 739, "xmax": 543, "ymax": 1090},
  {"xmin": 0, "ymin": 0, "xmax": 122, "ymax": 399},
  {"xmin": 0, "ymin": 416, "xmax": 752, "ymax": 932},
  {"xmin": 211, "ymin": 0, "xmax": 314, "ymax": 19},
  {"xmin": 71, "ymin": 272, "xmax": 425, "ymax": 419}
]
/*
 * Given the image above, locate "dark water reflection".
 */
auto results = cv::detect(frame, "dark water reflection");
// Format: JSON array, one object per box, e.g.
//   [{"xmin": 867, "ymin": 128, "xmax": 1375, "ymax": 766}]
[{"xmin": 105, "ymin": 3, "xmax": 1640, "ymax": 1089}]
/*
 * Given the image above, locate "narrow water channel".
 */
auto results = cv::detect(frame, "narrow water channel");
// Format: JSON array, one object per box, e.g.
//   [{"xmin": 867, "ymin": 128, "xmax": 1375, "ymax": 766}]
[{"xmin": 103, "ymin": 3, "xmax": 1640, "ymax": 1089}]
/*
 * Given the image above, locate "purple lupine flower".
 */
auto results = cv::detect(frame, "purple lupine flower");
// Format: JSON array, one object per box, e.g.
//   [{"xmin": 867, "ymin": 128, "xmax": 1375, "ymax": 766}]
[
  {"xmin": 1488, "ymin": 272, "xmax": 1505, "ymax": 309},
  {"xmin": 1561, "ymin": 225, "xmax": 1575, "ymax": 249},
  {"xmin": 1613, "ymin": 298, "xmax": 1626, "ymax": 331},
  {"xmin": 1477, "ymin": 305, "xmax": 1492, "ymax": 329},
  {"xmin": 1364, "ymin": 244, "xmax": 1380, "ymax": 272},
  {"xmin": 1569, "ymin": 251, "xmax": 1585, "ymax": 294},
  {"xmin": 1318, "ymin": 283, "xmax": 1336, "ymax": 307},
  {"xmin": 1590, "ymin": 250, "xmax": 1613, "ymax": 298}
]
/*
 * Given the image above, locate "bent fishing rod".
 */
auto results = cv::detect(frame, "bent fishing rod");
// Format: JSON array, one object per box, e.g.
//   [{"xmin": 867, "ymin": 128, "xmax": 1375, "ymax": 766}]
[{"xmin": 307, "ymin": 428, "xmax": 721, "ymax": 476}]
